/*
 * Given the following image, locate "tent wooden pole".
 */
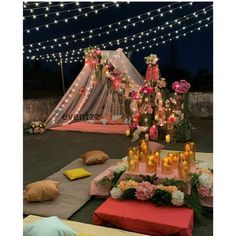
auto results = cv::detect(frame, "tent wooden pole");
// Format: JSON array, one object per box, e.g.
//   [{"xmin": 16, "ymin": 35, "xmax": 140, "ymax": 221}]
[{"xmin": 60, "ymin": 58, "xmax": 66, "ymax": 94}]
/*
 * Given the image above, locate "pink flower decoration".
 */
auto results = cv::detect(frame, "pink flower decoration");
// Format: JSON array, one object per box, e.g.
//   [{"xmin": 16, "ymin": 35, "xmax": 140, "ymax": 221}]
[
  {"xmin": 140, "ymin": 85, "xmax": 154, "ymax": 94},
  {"xmin": 135, "ymin": 181, "xmax": 156, "ymax": 201},
  {"xmin": 147, "ymin": 106, "xmax": 153, "ymax": 114},
  {"xmin": 131, "ymin": 91, "xmax": 140, "ymax": 100},
  {"xmin": 107, "ymin": 170, "xmax": 114, "ymax": 180},
  {"xmin": 149, "ymin": 125, "xmax": 158, "ymax": 140},
  {"xmin": 168, "ymin": 116, "xmax": 175, "ymax": 123},
  {"xmin": 95, "ymin": 49, "xmax": 101, "ymax": 56},
  {"xmin": 197, "ymin": 185, "xmax": 211, "ymax": 197},
  {"xmin": 113, "ymin": 68, "xmax": 121, "ymax": 75},
  {"xmin": 112, "ymin": 77, "xmax": 122, "ymax": 90},
  {"xmin": 172, "ymin": 80, "xmax": 191, "ymax": 94}
]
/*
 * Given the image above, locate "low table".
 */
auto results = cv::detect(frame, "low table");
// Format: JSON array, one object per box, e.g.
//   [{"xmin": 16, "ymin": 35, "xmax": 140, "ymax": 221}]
[{"xmin": 93, "ymin": 197, "xmax": 194, "ymax": 236}]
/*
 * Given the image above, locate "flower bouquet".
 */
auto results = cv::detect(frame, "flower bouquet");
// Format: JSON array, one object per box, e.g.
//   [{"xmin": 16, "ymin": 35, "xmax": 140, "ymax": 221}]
[{"xmin": 27, "ymin": 121, "xmax": 45, "ymax": 134}]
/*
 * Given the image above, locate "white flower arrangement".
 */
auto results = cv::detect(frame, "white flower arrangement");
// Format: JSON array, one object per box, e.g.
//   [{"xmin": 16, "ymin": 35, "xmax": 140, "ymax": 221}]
[
  {"xmin": 110, "ymin": 187, "xmax": 123, "ymax": 199},
  {"xmin": 144, "ymin": 54, "xmax": 159, "ymax": 65},
  {"xmin": 198, "ymin": 173, "xmax": 212, "ymax": 189},
  {"xmin": 157, "ymin": 78, "xmax": 166, "ymax": 88},
  {"xmin": 171, "ymin": 190, "xmax": 185, "ymax": 206},
  {"xmin": 197, "ymin": 162, "xmax": 209, "ymax": 170},
  {"xmin": 113, "ymin": 162, "xmax": 128, "ymax": 174}
]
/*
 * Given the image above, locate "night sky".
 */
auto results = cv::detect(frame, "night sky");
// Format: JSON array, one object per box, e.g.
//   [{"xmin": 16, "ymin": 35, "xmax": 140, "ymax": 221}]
[{"xmin": 23, "ymin": 1, "xmax": 213, "ymax": 81}]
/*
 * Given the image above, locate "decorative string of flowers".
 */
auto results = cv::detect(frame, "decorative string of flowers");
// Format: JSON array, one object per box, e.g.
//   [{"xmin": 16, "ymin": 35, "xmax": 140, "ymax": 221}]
[
  {"xmin": 84, "ymin": 47, "xmax": 133, "ymax": 112},
  {"xmin": 95, "ymin": 162, "xmax": 128, "ymax": 189},
  {"xmin": 110, "ymin": 179, "xmax": 185, "ymax": 207}
]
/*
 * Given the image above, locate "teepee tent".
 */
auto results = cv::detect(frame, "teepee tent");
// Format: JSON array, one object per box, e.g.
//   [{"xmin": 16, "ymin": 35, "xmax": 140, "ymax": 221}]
[{"xmin": 45, "ymin": 49, "xmax": 144, "ymax": 129}]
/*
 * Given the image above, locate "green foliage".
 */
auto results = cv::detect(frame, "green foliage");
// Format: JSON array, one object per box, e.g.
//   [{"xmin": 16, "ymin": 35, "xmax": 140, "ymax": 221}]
[
  {"xmin": 184, "ymin": 190, "xmax": 205, "ymax": 222},
  {"xmin": 124, "ymin": 176, "xmax": 140, "ymax": 182},
  {"xmin": 111, "ymin": 171, "xmax": 125, "ymax": 188},
  {"xmin": 124, "ymin": 98, "xmax": 132, "ymax": 119},
  {"xmin": 95, "ymin": 64, "xmax": 104, "ymax": 80},
  {"xmin": 96, "ymin": 176, "xmax": 111, "ymax": 186},
  {"xmin": 162, "ymin": 178, "xmax": 187, "ymax": 192},
  {"xmin": 183, "ymin": 93, "xmax": 191, "ymax": 120},
  {"xmin": 190, "ymin": 173, "xmax": 201, "ymax": 190},
  {"xmin": 140, "ymin": 174, "xmax": 158, "ymax": 184},
  {"xmin": 152, "ymin": 189, "xmax": 172, "ymax": 206},
  {"xmin": 121, "ymin": 188, "xmax": 136, "ymax": 199},
  {"xmin": 184, "ymin": 173, "xmax": 206, "ymax": 222},
  {"xmin": 173, "ymin": 119, "xmax": 192, "ymax": 142}
]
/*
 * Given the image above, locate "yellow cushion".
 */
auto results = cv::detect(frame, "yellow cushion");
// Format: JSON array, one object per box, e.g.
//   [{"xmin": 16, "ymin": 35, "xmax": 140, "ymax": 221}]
[{"xmin": 64, "ymin": 168, "xmax": 91, "ymax": 180}]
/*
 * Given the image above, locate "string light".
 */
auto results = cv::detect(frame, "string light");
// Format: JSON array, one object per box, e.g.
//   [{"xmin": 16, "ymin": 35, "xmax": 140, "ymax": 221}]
[
  {"xmin": 26, "ymin": 16, "xmax": 213, "ymax": 61},
  {"xmin": 24, "ymin": 2, "xmax": 198, "ymax": 52},
  {"xmin": 24, "ymin": 5, "xmax": 212, "ymax": 54},
  {"xmin": 23, "ymin": 2, "xmax": 181, "ymax": 33},
  {"xmin": 25, "ymin": 19, "xmax": 212, "ymax": 63},
  {"xmin": 24, "ymin": 2, "xmax": 118, "ymax": 19}
]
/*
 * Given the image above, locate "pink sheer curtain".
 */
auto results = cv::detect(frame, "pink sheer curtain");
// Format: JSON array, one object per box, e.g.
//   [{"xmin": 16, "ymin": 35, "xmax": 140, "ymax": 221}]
[{"xmin": 45, "ymin": 49, "xmax": 144, "ymax": 129}]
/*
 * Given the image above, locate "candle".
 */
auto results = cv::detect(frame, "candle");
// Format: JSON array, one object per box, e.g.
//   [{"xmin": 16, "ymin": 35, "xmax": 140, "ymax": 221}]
[
  {"xmin": 145, "ymin": 133, "xmax": 149, "ymax": 141},
  {"xmin": 165, "ymin": 135, "xmax": 171, "ymax": 143}
]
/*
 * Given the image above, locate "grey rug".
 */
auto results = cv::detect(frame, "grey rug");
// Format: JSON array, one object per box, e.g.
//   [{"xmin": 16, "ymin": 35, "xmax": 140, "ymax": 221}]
[{"xmin": 23, "ymin": 158, "xmax": 119, "ymax": 219}]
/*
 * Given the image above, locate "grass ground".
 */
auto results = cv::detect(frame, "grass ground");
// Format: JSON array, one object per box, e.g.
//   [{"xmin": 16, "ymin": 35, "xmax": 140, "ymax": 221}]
[{"xmin": 23, "ymin": 118, "xmax": 213, "ymax": 236}]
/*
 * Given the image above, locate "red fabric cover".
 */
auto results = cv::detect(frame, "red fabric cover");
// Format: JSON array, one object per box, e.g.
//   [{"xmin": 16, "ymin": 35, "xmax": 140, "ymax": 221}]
[{"xmin": 93, "ymin": 197, "xmax": 194, "ymax": 236}]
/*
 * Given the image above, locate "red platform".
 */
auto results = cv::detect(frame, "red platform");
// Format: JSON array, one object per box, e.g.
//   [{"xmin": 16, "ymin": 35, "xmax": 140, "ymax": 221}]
[{"xmin": 93, "ymin": 197, "xmax": 194, "ymax": 236}]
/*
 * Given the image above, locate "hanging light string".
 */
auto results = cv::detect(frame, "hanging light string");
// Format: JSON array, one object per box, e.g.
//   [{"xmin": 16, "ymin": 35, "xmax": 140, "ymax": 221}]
[
  {"xmin": 59, "ymin": 19, "xmax": 213, "ymax": 62},
  {"xmin": 47, "ymin": 21, "xmax": 213, "ymax": 65},
  {"xmin": 23, "ymin": 2, "xmax": 130, "ymax": 33},
  {"xmin": 24, "ymin": 5, "xmax": 212, "ymax": 54},
  {"xmin": 23, "ymin": 2, "xmax": 178, "ymax": 47},
  {"xmin": 23, "ymin": 2, "xmax": 80, "ymax": 11},
  {"xmin": 26, "ymin": 14, "xmax": 212, "ymax": 61},
  {"xmin": 24, "ymin": 2, "xmax": 120, "ymax": 19},
  {"xmin": 23, "ymin": 2, "xmax": 189, "ymax": 35},
  {"xmin": 26, "ymin": 17, "xmax": 212, "ymax": 62},
  {"xmin": 122, "ymin": 17, "xmax": 213, "ymax": 51},
  {"xmin": 24, "ymin": 2, "xmax": 191, "ymax": 46},
  {"xmin": 61, "ymin": 21, "xmax": 213, "ymax": 64},
  {"xmin": 24, "ymin": 6, "xmax": 212, "ymax": 57}
]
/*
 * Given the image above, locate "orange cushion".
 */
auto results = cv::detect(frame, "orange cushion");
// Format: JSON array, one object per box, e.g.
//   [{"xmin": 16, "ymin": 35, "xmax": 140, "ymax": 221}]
[
  {"xmin": 80, "ymin": 150, "xmax": 109, "ymax": 165},
  {"xmin": 24, "ymin": 180, "xmax": 60, "ymax": 202}
]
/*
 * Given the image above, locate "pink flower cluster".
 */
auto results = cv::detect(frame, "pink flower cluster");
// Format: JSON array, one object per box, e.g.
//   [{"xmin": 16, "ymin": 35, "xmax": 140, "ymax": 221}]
[
  {"xmin": 131, "ymin": 91, "xmax": 140, "ymax": 100},
  {"xmin": 135, "ymin": 181, "xmax": 156, "ymax": 201},
  {"xmin": 140, "ymin": 85, "xmax": 154, "ymax": 94},
  {"xmin": 197, "ymin": 185, "xmax": 211, "ymax": 197},
  {"xmin": 149, "ymin": 125, "xmax": 158, "ymax": 140},
  {"xmin": 112, "ymin": 77, "xmax": 122, "ymax": 90},
  {"xmin": 172, "ymin": 80, "xmax": 191, "ymax": 94}
]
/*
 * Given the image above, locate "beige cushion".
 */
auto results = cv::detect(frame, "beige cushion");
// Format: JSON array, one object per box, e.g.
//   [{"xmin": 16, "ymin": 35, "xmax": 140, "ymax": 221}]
[
  {"xmin": 24, "ymin": 180, "xmax": 60, "ymax": 202},
  {"xmin": 80, "ymin": 150, "xmax": 109, "ymax": 165}
]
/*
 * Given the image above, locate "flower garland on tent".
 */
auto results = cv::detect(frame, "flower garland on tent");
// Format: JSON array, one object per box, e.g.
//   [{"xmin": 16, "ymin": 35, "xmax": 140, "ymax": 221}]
[{"xmin": 84, "ymin": 47, "xmax": 134, "ymax": 116}]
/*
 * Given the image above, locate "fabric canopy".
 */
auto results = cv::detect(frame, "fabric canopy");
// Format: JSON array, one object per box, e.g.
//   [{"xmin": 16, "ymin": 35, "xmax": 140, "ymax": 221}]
[{"xmin": 46, "ymin": 49, "xmax": 144, "ymax": 129}]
